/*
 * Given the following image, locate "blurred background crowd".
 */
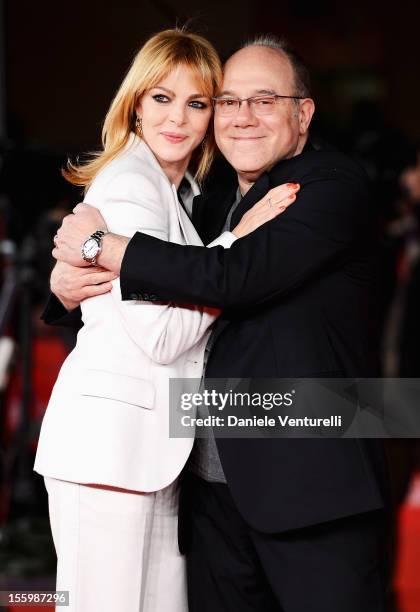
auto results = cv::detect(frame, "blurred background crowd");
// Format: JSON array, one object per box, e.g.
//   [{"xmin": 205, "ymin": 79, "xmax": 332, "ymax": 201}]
[{"xmin": 1, "ymin": 1, "xmax": 420, "ymax": 610}]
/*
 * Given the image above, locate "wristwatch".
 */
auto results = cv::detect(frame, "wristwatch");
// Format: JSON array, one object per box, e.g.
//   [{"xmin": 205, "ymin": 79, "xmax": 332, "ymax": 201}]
[{"xmin": 81, "ymin": 230, "xmax": 108, "ymax": 265}]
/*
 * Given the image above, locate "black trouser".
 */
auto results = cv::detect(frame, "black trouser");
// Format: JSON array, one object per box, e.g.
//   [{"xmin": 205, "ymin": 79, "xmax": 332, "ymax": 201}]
[{"xmin": 179, "ymin": 473, "xmax": 388, "ymax": 612}]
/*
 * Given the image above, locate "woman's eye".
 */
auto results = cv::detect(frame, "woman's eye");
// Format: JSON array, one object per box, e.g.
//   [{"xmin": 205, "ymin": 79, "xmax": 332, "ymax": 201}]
[
  {"xmin": 152, "ymin": 94, "xmax": 169, "ymax": 103},
  {"xmin": 189, "ymin": 100, "xmax": 208, "ymax": 109}
]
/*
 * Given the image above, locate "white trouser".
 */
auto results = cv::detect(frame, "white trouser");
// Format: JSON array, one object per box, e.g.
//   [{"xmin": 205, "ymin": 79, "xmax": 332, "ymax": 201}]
[{"xmin": 44, "ymin": 477, "xmax": 187, "ymax": 612}]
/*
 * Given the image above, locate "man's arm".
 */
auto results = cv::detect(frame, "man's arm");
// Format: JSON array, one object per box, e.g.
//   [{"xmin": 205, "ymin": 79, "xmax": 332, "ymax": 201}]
[
  {"xmin": 118, "ymin": 165, "xmax": 370, "ymax": 309},
  {"xmin": 42, "ymin": 261, "xmax": 117, "ymax": 327},
  {"xmin": 52, "ymin": 167, "xmax": 366, "ymax": 310},
  {"xmin": 53, "ymin": 204, "xmax": 128, "ymax": 274},
  {"xmin": 53, "ymin": 182, "xmax": 296, "ymax": 274},
  {"xmin": 41, "ymin": 294, "xmax": 82, "ymax": 329}
]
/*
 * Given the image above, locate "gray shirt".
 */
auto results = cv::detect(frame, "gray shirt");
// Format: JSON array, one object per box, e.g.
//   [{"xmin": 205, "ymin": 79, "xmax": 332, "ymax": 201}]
[{"xmin": 187, "ymin": 187, "xmax": 242, "ymax": 482}]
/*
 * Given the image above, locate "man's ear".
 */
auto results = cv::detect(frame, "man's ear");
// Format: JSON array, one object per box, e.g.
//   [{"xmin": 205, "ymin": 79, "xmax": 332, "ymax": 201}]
[{"xmin": 299, "ymin": 98, "xmax": 315, "ymax": 136}]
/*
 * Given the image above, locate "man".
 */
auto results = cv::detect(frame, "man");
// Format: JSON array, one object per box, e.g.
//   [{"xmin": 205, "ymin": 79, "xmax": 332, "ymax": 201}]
[{"xmin": 50, "ymin": 37, "xmax": 388, "ymax": 612}]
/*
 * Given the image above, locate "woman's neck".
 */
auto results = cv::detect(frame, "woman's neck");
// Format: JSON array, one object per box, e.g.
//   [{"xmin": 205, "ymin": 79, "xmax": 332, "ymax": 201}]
[{"xmin": 158, "ymin": 156, "xmax": 190, "ymax": 189}]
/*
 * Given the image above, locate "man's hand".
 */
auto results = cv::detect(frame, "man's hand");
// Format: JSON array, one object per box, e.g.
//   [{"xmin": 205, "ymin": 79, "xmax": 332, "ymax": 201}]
[
  {"xmin": 53, "ymin": 203, "xmax": 108, "ymax": 267},
  {"xmin": 51, "ymin": 261, "xmax": 118, "ymax": 311}
]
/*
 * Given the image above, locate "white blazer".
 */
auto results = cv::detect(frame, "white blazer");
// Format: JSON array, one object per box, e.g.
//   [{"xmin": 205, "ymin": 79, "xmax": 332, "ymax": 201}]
[{"xmin": 34, "ymin": 134, "xmax": 236, "ymax": 492}]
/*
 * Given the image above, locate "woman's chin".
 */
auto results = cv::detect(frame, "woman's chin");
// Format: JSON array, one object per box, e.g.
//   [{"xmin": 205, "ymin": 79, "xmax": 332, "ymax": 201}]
[{"xmin": 152, "ymin": 145, "xmax": 194, "ymax": 166}]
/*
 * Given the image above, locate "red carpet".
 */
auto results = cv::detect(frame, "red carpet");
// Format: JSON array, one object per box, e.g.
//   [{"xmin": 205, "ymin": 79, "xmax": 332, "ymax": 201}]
[{"xmin": 395, "ymin": 473, "xmax": 420, "ymax": 612}]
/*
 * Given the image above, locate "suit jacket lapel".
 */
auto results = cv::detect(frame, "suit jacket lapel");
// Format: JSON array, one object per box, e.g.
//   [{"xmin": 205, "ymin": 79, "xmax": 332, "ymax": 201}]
[
  {"xmin": 192, "ymin": 185, "xmax": 238, "ymax": 244},
  {"xmin": 171, "ymin": 171, "xmax": 204, "ymax": 246},
  {"xmin": 229, "ymin": 140, "xmax": 317, "ymax": 230},
  {"xmin": 230, "ymin": 172, "xmax": 270, "ymax": 230},
  {"xmin": 171, "ymin": 184, "xmax": 204, "ymax": 246}
]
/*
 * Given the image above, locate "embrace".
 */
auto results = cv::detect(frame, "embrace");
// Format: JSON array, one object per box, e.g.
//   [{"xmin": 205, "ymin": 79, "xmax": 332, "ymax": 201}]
[{"xmin": 34, "ymin": 28, "xmax": 389, "ymax": 612}]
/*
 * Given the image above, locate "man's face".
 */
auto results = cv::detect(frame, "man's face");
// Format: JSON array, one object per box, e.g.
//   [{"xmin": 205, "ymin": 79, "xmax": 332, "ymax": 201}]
[{"xmin": 214, "ymin": 46, "xmax": 314, "ymax": 184}]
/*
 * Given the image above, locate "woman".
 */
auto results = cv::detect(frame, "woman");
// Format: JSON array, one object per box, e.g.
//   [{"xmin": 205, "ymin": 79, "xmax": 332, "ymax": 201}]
[{"xmin": 34, "ymin": 29, "xmax": 297, "ymax": 612}]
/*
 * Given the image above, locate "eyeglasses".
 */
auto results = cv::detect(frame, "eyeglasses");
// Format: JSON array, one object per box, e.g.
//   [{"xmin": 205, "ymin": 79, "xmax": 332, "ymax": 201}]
[{"xmin": 212, "ymin": 94, "xmax": 305, "ymax": 117}]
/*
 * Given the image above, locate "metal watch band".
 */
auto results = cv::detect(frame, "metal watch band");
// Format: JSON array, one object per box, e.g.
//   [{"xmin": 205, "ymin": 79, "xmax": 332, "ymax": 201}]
[
  {"xmin": 81, "ymin": 229, "xmax": 108, "ymax": 265},
  {"xmin": 90, "ymin": 230, "xmax": 106, "ymax": 243}
]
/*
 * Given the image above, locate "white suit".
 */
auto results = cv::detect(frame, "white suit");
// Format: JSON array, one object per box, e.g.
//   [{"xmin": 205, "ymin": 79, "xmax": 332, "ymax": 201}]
[{"xmin": 34, "ymin": 134, "xmax": 236, "ymax": 612}]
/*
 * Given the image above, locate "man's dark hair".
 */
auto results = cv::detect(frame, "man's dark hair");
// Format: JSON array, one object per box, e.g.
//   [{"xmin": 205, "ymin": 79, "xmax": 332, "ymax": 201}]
[{"xmin": 240, "ymin": 35, "xmax": 312, "ymax": 98}]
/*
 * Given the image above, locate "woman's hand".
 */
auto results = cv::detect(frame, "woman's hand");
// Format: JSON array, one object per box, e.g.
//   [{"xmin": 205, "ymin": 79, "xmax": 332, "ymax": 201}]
[
  {"xmin": 232, "ymin": 183, "xmax": 300, "ymax": 238},
  {"xmin": 50, "ymin": 261, "xmax": 118, "ymax": 311}
]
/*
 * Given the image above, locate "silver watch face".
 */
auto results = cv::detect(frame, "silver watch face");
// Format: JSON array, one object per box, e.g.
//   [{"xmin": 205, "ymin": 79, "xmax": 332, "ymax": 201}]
[{"xmin": 83, "ymin": 238, "xmax": 100, "ymax": 259}]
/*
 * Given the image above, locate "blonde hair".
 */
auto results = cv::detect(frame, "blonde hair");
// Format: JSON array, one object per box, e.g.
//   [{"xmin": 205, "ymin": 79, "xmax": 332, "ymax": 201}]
[{"xmin": 63, "ymin": 29, "xmax": 222, "ymax": 189}]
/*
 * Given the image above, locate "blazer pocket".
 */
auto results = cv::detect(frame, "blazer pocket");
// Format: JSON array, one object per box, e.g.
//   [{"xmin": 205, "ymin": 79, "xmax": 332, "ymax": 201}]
[{"xmin": 80, "ymin": 369, "xmax": 155, "ymax": 410}]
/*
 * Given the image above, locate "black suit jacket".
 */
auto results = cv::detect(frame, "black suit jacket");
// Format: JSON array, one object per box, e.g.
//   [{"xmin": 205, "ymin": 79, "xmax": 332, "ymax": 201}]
[{"xmin": 118, "ymin": 147, "xmax": 389, "ymax": 533}]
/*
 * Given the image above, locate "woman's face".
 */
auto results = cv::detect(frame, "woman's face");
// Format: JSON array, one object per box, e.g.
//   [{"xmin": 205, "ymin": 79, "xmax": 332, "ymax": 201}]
[{"xmin": 136, "ymin": 65, "xmax": 212, "ymax": 177}]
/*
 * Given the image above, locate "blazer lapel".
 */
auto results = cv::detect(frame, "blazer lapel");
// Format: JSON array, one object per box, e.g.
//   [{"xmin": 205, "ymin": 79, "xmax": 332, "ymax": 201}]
[
  {"xmin": 172, "ymin": 173, "xmax": 203, "ymax": 246},
  {"xmin": 178, "ymin": 204, "xmax": 203, "ymax": 246},
  {"xmin": 127, "ymin": 135, "xmax": 202, "ymax": 246},
  {"xmin": 230, "ymin": 172, "xmax": 270, "ymax": 230},
  {"xmin": 229, "ymin": 140, "xmax": 317, "ymax": 230},
  {"xmin": 193, "ymin": 185, "xmax": 238, "ymax": 245}
]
